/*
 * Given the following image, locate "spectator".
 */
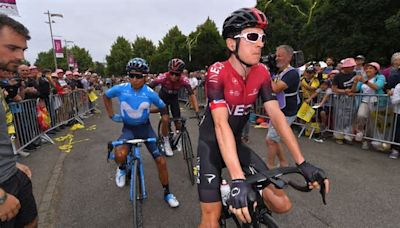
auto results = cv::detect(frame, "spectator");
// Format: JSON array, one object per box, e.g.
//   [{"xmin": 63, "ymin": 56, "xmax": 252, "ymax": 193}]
[
  {"xmin": 307, "ymin": 79, "xmax": 333, "ymax": 142},
  {"xmin": 354, "ymin": 55, "xmax": 366, "ymax": 76},
  {"xmin": 301, "ymin": 65, "xmax": 320, "ymax": 103},
  {"xmin": 323, "ymin": 57, "xmax": 335, "ymax": 74},
  {"xmin": 382, "ymin": 52, "xmax": 400, "ymax": 81},
  {"xmin": 0, "ymin": 70, "xmax": 21, "ymax": 103},
  {"xmin": 188, "ymin": 71, "xmax": 199, "ymax": 96},
  {"xmin": 332, "ymin": 57, "xmax": 356, "ymax": 144},
  {"xmin": 389, "ymin": 81, "xmax": 400, "ymax": 159},
  {"xmin": 351, "ymin": 62, "xmax": 386, "ymax": 149},
  {"xmin": 0, "ymin": 13, "xmax": 38, "ymax": 228},
  {"xmin": 266, "ymin": 45, "xmax": 300, "ymax": 168}
]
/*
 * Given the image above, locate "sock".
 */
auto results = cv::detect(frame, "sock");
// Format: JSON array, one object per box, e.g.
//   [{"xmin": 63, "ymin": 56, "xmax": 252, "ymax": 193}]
[{"xmin": 163, "ymin": 184, "xmax": 170, "ymax": 196}]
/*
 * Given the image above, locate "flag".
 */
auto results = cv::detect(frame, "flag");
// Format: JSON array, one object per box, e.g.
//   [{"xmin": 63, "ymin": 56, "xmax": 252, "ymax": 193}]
[
  {"xmin": 54, "ymin": 39, "xmax": 64, "ymax": 58},
  {"xmin": 0, "ymin": 0, "xmax": 19, "ymax": 16}
]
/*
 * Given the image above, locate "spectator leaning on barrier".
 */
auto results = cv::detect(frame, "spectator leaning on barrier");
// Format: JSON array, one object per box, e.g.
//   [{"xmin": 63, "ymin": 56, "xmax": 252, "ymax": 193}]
[
  {"xmin": 266, "ymin": 44, "xmax": 300, "ymax": 168},
  {"xmin": 301, "ymin": 65, "xmax": 320, "ymax": 103},
  {"xmin": 351, "ymin": 62, "xmax": 386, "ymax": 149},
  {"xmin": 385, "ymin": 52, "xmax": 400, "ymax": 93},
  {"xmin": 0, "ymin": 13, "xmax": 38, "ymax": 228},
  {"xmin": 323, "ymin": 57, "xmax": 335, "ymax": 74},
  {"xmin": 332, "ymin": 57, "xmax": 357, "ymax": 144},
  {"xmin": 389, "ymin": 81, "xmax": 400, "ymax": 159}
]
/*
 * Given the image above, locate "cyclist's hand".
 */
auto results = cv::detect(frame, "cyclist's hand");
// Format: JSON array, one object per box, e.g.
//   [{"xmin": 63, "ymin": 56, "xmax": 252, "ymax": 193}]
[
  {"xmin": 297, "ymin": 161, "xmax": 330, "ymax": 194},
  {"xmin": 111, "ymin": 114, "xmax": 123, "ymax": 123},
  {"xmin": 227, "ymin": 179, "xmax": 257, "ymax": 224}
]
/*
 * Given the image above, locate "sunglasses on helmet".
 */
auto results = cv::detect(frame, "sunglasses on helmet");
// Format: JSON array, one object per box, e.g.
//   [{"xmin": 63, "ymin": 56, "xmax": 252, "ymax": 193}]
[
  {"xmin": 128, "ymin": 73, "xmax": 144, "ymax": 79},
  {"xmin": 234, "ymin": 32, "xmax": 266, "ymax": 44}
]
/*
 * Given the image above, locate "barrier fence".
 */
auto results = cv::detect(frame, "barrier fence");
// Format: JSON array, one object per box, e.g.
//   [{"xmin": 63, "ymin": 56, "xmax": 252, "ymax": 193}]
[
  {"xmin": 179, "ymin": 84, "xmax": 400, "ymax": 148},
  {"xmin": 9, "ymin": 90, "xmax": 92, "ymax": 154}
]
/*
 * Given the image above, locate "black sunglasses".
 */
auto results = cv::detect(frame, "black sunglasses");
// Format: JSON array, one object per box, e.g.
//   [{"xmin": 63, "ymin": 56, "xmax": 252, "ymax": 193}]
[
  {"xmin": 170, "ymin": 72, "xmax": 181, "ymax": 77},
  {"xmin": 128, "ymin": 73, "xmax": 144, "ymax": 79}
]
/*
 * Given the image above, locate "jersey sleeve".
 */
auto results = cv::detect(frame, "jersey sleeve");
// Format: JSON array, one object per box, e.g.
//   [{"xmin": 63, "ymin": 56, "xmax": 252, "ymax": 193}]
[
  {"xmin": 105, "ymin": 84, "xmax": 121, "ymax": 98},
  {"xmin": 206, "ymin": 62, "xmax": 227, "ymax": 110},
  {"xmin": 147, "ymin": 86, "xmax": 166, "ymax": 109},
  {"xmin": 148, "ymin": 74, "xmax": 165, "ymax": 88},
  {"xmin": 181, "ymin": 76, "xmax": 194, "ymax": 95},
  {"xmin": 259, "ymin": 66, "xmax": 276, "ymax": 103}
]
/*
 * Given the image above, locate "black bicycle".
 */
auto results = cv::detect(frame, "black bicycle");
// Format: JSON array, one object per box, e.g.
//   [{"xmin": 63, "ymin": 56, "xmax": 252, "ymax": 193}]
[
  {"xmin": 220, "ymin": 166, "xmax": 327, "ymax": 228},
  {"xmin": 157, "ymin": 116, "xmax": 198, "ymax": 185}
]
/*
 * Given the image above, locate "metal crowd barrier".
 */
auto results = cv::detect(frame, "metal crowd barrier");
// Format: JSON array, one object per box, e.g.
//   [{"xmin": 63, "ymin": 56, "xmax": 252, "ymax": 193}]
[
  {"xmin": 177, "ymin": 83, "xmax": 207, "ymax": 108},
  {"xmin": 8, "ymin": 90, "xmax": 91, "ymax": 154},
  {"xmin": 178, "ymin": 84, "xmax": 399, "ymax": 148}
]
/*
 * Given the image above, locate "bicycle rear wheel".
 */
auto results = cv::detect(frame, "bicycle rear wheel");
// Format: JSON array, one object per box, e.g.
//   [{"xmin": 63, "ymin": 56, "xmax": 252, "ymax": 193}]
[
  {"xmin": 131, "ymin": 160, "xmax": 143, "ymax": 228},
  {"xmin": 181, "ymin": 130, "xmax": 195, "ymax": 185}
]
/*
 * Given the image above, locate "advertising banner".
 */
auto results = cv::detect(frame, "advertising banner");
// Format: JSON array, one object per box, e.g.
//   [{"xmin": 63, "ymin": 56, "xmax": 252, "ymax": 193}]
[
  {"xmin": 54, "ymin": 39, "xmax": 64, "ymax": 58},
  {"xmin": 0, "ymin": 0, "xmax": 19, "ymax": 16}
]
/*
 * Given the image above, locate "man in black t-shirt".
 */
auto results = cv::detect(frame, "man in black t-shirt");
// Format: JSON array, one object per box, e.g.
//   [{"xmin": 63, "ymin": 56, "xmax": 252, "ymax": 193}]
[
  {"xmin": 332, "ymin": 57, "xmax": 356, "ymax": 144},
  {"xmin": 266, "ymin": 45, "xmax": 300, "ymax": 168}
]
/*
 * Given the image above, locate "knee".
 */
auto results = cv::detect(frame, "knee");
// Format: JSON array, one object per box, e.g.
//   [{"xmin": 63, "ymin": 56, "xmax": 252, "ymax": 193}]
[
  {"xmin": 114, "ymin": 147, "xmax": 128, "ymax": 164},
  {"xmin": 266, "ymin": 138, "xmax": 276, "ymax": 146},
  {"xmin": 272, "ymin": 195, "xmax": 292, "ymax": 214},
  {"xmin": 200, "ymin": 210, "xmax": 220, "ymax": 228}
]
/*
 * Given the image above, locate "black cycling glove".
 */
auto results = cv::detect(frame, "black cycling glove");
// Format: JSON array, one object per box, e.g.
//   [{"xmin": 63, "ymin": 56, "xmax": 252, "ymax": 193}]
[
  {"xmin": 297, "ymin": 161, "xmax": 327, "ymax": 183},
  {"xmin": 227, "ymin": 179, "xmax": 256, "ymax": 209}
]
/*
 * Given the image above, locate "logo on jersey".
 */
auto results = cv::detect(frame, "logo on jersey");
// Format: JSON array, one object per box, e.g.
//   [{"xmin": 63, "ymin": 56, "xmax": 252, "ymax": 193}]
[
  {"xmin": 228, "ymin": 104, "xmax": 252, "ymax": 116},
  {"xmin": 204, "ymin": 174, "xmax": 216, "ymax": 184},
  {"xmin": 120, "ymin": 101, "xmax": 150, "ymax": 119},
  {"xmin": 231, "ymin": 187, "xmax": 240, "ymax": 197},
  {"xmin": 228, "ymin": 90, "xmax": 241, "ymax": 97},
  {"xmin": 248, "ymin": 89, "xmax": 258, "ymax": 97}
]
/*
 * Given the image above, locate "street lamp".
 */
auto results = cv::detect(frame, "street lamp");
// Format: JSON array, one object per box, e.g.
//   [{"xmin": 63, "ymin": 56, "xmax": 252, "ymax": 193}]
[
  {"xmin": 186, "ymin": 31, "xmax": 201, "ymax": 62},
  {"xmin": 44, "ymin": 10, "xmax": 63, "ymax": 70}
]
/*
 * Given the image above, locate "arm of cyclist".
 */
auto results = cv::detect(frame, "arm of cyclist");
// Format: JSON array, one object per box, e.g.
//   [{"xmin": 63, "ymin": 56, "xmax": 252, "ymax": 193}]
[
  {"xmin": 264, "ymin": 100, "xmax": 330, "ymax": 193},
  {"xmin": 103, "ymin": 94, "xmax": 122, "ymax": 122},
  {"xmin": 211, "ymin": 107, "xmax": 254, "ymax": 223}
]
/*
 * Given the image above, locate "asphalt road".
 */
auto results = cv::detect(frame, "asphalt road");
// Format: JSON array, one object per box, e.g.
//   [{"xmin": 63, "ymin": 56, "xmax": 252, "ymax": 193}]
[{"xmin": 22, "ymin": 101, "xmax": 400, "ymax": 228}]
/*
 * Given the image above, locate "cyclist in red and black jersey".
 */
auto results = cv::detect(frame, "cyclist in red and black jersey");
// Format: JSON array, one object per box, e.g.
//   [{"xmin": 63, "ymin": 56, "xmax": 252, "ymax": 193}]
[
  {"xmin": 197, "ymin": 8, "xmax": 330, "ymax": 227},
  {"xmin": 148, "ymin": 58, "xmax": 200, "ymax": 156}
]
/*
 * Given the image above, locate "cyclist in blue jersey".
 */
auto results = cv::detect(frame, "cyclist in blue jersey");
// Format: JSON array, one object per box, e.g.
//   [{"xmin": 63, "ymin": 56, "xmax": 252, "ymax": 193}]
[{"xmin": 103, "ymin": 58, "xmax": 179, "ymax": 208}]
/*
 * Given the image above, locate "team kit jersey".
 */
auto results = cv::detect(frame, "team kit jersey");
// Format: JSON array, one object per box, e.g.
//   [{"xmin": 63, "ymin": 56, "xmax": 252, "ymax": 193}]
[
  {"xmin": 105, "ymin": 83, "xmax": 165, "ymax": 126},
  {"xmin": 149, "ymin": 72, "xmax": 193, "ymax": 96},
  {"xmin": 196, "ymin": 60, "xmax": 276, "ymax": 202}
]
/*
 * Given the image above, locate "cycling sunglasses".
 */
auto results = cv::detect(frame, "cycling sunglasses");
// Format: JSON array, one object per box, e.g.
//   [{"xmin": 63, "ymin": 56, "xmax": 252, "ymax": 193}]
[
  {"xmin": 234, "ymin": 32, "xmax": 266, "ymax": 44},
  {"xmin": 170, "ymin": 72, "xmax": 181, "ymax": 77},
  {"xmin": 128, "ymin": 73, "xmax": 144, "ymax": 79}
]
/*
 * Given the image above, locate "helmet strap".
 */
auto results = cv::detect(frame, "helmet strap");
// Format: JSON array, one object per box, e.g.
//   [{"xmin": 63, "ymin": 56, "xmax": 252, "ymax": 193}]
[{"xmin": 232, "ymin": 38, "xmax": 253, "ymax": 68}]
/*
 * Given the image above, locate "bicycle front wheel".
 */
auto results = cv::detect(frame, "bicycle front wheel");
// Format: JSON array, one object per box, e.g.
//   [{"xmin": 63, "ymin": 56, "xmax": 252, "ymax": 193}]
[
  {"xmin": 181, "ymin": 130, "xmax": 195, "ymax": 185},
  {"xmin": 131, "ymin": 160, "xmax": 143, "ymax": 228}
]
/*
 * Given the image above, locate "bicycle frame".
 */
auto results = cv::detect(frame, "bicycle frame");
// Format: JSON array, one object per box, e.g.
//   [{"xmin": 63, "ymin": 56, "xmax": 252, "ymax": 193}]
[{"xmin": 128, "ymin": 143, "xmax": 147, "ymax": 201}]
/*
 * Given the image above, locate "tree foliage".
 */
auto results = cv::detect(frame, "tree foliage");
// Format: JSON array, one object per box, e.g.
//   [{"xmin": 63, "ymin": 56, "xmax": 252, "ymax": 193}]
[
  {"xmin": 132, "ymin": 36, "xmax": 156, "ymax": 62},
  {"xmin": 105, "ymin": 36, "xmax": 133, "ymax": 76}
]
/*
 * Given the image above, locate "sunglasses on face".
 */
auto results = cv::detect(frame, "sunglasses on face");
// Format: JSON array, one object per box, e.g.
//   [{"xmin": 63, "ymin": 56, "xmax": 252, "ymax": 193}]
[
  {"xmin": 128, "ymin": 73, "xmax": 144, "ymax": 79},
  {"xmin": 170, "ymin": 72, "xmax": 181, "ymax": 77},
  {"xmin": 234, "ymin": 32, "xmax": 266, "ymax": 44}
]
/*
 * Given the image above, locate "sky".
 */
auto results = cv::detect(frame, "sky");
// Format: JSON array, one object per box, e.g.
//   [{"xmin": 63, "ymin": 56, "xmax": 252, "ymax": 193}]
[{"xmin": 11, "ymin": 0, "xmax": 257, "ymax": 64}]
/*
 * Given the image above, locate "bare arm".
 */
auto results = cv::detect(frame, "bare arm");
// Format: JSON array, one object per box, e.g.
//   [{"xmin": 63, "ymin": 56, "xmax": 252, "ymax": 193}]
[
  {"xmin": 271, "ymin": 80, "xmax": 288, "ymax": 93},
  {"xmin": 264, "ymin": 100, "xmax": 305, "ymax": 164},
  {"xmin": 189, "ymin": 94, "xmax": 200, "ymax": 113},
  {"xmin": 211, "ymin": 107, "xmax": 244, "ymax": 179},
  {"xmin": 103, "ymin": 94, "xmax": 114, "ymax": 118}
]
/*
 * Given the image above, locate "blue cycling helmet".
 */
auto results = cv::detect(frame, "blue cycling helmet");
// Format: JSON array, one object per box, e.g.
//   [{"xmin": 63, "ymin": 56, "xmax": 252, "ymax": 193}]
[{"xmin": 126, "ymin": 58, "xmax": 149, "ymax": 73}]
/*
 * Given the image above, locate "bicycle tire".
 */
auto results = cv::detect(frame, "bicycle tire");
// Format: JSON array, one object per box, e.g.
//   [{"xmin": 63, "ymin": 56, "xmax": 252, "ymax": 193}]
[
  {"xmin": 181, "ymin": 130, "xmax": 195, "ymax": 185},
  {"xmin": 157, "ymin": 118, "xmax": 174, "ymax": 145},
  {"xmin": 131, "ymin": 160, "xmax": 143, "ymax": 228}
]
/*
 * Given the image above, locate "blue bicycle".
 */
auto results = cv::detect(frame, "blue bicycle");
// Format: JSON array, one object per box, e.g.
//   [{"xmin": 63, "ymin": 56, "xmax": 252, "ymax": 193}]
[{"xmin": 107, "ymin": 137, "xmax": 156, "ymax": 228}]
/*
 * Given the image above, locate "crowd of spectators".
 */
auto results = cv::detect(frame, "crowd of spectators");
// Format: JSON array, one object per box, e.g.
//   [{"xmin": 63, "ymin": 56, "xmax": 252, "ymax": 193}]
[{"xmin": 297, "ymin": 53, "xmax": 400, "ymax": 159}]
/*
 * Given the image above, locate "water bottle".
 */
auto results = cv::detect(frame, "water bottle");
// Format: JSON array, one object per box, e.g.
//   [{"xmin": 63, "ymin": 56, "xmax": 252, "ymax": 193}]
[{"xmin": 220, "ymin": 179, "xmax": 230, "ymax": 206}]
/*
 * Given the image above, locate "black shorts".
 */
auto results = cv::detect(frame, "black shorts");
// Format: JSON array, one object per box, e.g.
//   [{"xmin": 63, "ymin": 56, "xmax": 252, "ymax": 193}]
[
  {"xmin": 160, "ymin": 92, "xmax": 180, "ymax": 118},
  {"xmin": 196, "ymin": 139, "xmax": 269, "ymax": 203},
  {"xmin": 0, "ymin": 169, "xmax": 38, "ymax": 227}
]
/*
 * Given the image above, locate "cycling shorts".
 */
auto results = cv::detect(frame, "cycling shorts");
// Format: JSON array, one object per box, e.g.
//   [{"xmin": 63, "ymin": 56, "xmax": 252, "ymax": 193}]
[
  {"xmin": 159, "ymin": 91, "xmax": 180, "ymax": 118},
  {"xmin": 118, "ymin": 121, "xmax": 164, "ymax": 159},
  {"xmin": 0, "ymin": 169, "xmax": 38, "ymax": 227},
  {"xmin": 196, "ymin": 139, "xmax": 269, "ymax": 203}
]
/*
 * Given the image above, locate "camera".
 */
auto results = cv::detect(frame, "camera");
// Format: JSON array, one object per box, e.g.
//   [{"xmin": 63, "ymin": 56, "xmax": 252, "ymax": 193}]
[{"xmin": 260, "ymin": 50, "xmax": 304, "ymax": 75}]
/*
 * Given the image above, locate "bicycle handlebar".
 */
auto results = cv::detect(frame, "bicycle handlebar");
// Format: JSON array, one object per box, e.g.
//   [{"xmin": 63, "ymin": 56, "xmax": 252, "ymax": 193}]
[
  {"xmin": 245, "ymin": 166, "xmax": 327, "ymax": 205},
  {"xmin": 111, "ymin": 138, "xmax": 157, "ymax": 147}
]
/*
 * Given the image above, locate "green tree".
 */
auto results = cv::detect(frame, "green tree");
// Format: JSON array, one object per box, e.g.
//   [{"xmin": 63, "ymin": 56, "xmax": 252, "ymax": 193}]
[
  {"xmin": 34, "ymin": 50, "xmax": 55, "ymax": 70},
  {"xmin": 132, "ymin": 36, "xmax": 156, "ymax": 61},
  {"xmin": 106, "ymin": 36, "xmax": 133, "ymax": 76},
  {"xmin": 93, "ymin": 61, "xmax": 106, "ymax": 76},
  {"xmin": 187, "ymin": 18, "xmax": 226, "ymax": 71},
  {"xmin": 149, "ymin": 26, "xmax": 188, "ymax": 73}
]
